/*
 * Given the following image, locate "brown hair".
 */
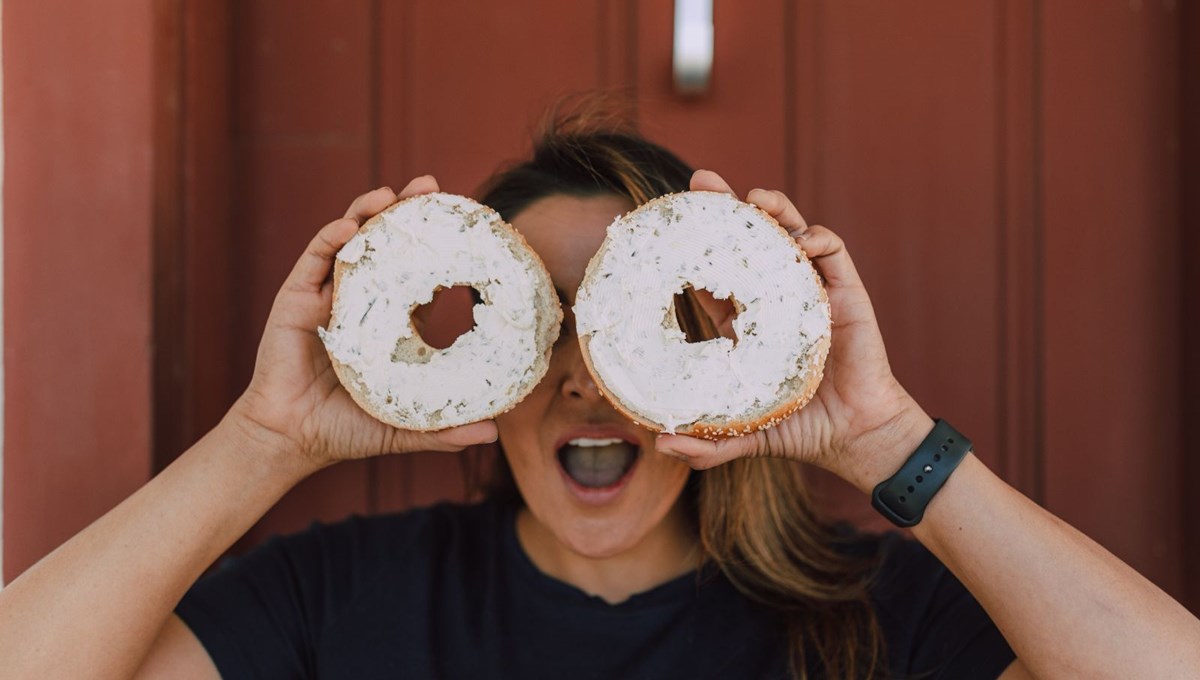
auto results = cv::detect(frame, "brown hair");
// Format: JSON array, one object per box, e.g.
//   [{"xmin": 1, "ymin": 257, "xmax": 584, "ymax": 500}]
[{"xmin": 477, "ymin": 104, "xmax": 884, "ymax": 679}]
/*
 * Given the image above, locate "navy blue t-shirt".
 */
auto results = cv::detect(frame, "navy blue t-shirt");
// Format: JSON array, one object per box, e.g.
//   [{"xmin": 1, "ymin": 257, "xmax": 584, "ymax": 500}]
[{"xmin": 176, "ymin": 501, "xmax": 1014, "ymax": 679}]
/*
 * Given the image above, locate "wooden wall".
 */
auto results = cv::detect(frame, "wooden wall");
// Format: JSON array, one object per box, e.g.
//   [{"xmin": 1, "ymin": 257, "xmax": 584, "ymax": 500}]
[
  {"xmin": 1040, "ymin": 0, "xmax": 1183, "ymax": 597},
  {"xmin": 3, "ymin": 1, "xmax": 156, "ymax": 582},
  {"xmin": 1180, "ymin": 0, "xmax": 1200, "ymax": 613},
  {"xmin": 4, "ymin": 1, "xmax": 1195, "ymax": 616}
]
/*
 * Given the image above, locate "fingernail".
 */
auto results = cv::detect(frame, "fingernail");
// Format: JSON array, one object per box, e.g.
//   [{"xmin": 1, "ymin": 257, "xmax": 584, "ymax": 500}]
[
  {"xmin": 380, "ymin": 186, "xmax": 393, "ymax": 194},
  {"xmin": 796, "ymin": 232, "xmax": 811, "ymax": 241}
]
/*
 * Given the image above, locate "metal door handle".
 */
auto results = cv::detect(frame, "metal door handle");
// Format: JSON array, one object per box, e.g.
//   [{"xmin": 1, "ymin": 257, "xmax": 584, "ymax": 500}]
[{"xmin": 674, "ymin": 0, "xmax": 713, "ymax": 94}]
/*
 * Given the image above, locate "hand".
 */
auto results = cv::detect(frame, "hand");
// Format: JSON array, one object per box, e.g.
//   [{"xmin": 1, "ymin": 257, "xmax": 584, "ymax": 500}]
[
  {"xmin": 655, "ymin": 170, "xmax": 933, "ymax": 492},
  {"xmin": 229, "ymin": 176, "xmax": 499, "ymax": 474}
]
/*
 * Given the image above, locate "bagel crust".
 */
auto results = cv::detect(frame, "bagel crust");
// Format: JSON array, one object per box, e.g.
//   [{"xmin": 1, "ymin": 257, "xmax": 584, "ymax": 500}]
[
  {"xmin": 319, "ymin": 193, "xmax": 561, "ymax": 431},
  {"xmin": 573, "ymin": 191, "xmax": 831, "ymax": 440}
]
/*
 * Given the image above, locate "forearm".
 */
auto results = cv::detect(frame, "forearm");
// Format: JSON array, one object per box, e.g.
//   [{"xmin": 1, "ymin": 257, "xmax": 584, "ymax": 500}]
[
  {"xmin": 0, "ymin": 408, "xmax": 313, "ymax": 680},
  {"xmin": 860, "ymin": 416, "xmax": 1200, "ymax": 679}
]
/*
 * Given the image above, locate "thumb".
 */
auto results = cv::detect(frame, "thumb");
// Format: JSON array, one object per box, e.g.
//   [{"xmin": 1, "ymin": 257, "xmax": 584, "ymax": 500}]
[
  {"xmin": 422, "ymin": 420, "xmax": 499, "ymax": 452},
  {"xmin": 655, "ymin": 432, "xmax": 759, "ymax": 469},
  {"xmin": 689, "ymin": 169, "xmax": 736, "ymax": 196}
]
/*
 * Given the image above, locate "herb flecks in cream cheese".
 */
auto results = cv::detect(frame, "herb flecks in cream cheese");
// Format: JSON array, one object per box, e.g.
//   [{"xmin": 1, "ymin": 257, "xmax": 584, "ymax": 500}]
[
  {"xmin": 319, "ymin": 193, "xmax": 545, "ymax": 429},
  {"xmin": 574, "ymin": 191, "xmax": 831, "ymax": 434}
]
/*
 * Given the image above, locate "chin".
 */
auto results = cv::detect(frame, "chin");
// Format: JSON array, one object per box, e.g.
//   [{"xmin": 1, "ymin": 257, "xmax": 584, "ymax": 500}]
[
  {"xmin": 526, "ymin": 494, "xmax": 689, "ymax": 563},
  {"xmin": 552, "ymin": 514, "xmax": 649, "ymax": 558}
]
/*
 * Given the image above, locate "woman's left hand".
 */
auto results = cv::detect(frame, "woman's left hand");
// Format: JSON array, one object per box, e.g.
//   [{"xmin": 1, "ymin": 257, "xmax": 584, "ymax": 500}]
[
  {"xmin": 655, "ymin": 170, "xmax": 933, "ymax": 492},
  {"xmin": 659, "ymin": 170, "xmax": 1200, "ymax": 680}
]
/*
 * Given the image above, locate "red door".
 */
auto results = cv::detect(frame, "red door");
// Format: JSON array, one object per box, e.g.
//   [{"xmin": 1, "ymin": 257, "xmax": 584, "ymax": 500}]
[{"xmin": 5, "ymin": 0, "xmax": 1195, "ymax": 614}]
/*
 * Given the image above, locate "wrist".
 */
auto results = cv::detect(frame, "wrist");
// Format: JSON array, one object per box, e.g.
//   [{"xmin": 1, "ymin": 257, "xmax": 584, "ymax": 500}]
[
  {"xmin": 838, "ymin": 403, "xmax": 935, "ymax": 494},
  {"xmin": 220, "ymin": 395, "xmax": 323, "ymax": 482}
]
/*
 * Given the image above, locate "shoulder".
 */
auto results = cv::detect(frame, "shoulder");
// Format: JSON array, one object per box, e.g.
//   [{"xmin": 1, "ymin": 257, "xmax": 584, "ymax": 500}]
[
  {"xmin": 178, "ymin": 500, "xmax": 508, "ymax": 637},
  {"xmin": 176, "ymin": 500, "xmax": 514, "ymax": 677},
  {"xmin": 835, "ymin": 529, "xmax": 1016, "ymax": 678},
  {"xmin": 833, "ymin": 529, "xmax": 968, "ymax": 623},
  {"xmin": 190, "ymin": 499, "xmax": 507, "ymax": 605},
  {"xmin": 845, "ymin": 531, "xmax": 949, "ymax": 599}
]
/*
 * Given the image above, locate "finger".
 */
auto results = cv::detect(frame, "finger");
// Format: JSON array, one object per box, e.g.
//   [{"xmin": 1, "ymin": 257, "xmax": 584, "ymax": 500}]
[
  {"xmin": 655, "ymin": 432, "xmax": 758, "ymax": 470},
  {"xmin": 284, "ymin": 217, "xmax": 360, "ymax": 293},
  {"xmin": 395, "ymin": 174, "xmax": 440, "ymax": 200},
  {"xmin": 746, "ymin": 188, "xmax": 808, "ymax": 235},
  {"xmin": 799, "ymin": 225, "xmax": 865, "ymax": 289},
  {"xmin": 689, "ymin": 169, "xmax": 736, "ymax": 195},
  {"xmin": 343, "ymin": 186, "xmax": 400, "ymax": 224},
  {"xmin": 427, "ymin": 420, "xmax": 499, "ymax": 450}
]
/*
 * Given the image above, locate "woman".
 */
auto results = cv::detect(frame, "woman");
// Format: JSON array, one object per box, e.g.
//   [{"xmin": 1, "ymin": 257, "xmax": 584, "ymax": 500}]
[{"xmin": 0, "ymin": 118, "xmax": 1198, "ymax": 680}]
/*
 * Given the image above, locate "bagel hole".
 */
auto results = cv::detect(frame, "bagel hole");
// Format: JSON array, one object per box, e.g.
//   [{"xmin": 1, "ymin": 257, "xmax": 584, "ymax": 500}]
[
  {"xmin": 413, "ymin": 285, "xmax": 481, "ymax": 350},
  {"xmin": 674, "ymin": 285, "xmax": 739, "ymax": 345}
]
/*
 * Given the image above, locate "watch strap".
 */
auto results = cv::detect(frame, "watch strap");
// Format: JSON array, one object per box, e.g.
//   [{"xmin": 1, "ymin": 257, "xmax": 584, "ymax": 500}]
[{"xmin": 871, "ymin": 419, "xmax": 972, "ymax": 528}]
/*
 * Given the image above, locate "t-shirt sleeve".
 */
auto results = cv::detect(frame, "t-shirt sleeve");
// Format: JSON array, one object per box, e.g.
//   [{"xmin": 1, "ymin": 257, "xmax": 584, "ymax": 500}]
[
  {"xmin": 868, "ymin": 533, "xmax": 1016, "ymax": 679},
  {"xmin": 174, "ymin": 514, "xmax": 412, "ymax": 679}
]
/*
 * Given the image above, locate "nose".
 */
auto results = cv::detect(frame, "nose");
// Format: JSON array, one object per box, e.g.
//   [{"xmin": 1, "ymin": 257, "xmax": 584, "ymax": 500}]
[{"xmin": 559, "ymin": 341, "xmax": 604, "ymax": 402}]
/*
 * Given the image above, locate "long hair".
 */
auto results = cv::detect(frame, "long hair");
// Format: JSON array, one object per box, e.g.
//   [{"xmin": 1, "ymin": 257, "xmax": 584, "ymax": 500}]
[{"xmin": 476, "ymin": 103, "xmax": 884, "ymax": 679}]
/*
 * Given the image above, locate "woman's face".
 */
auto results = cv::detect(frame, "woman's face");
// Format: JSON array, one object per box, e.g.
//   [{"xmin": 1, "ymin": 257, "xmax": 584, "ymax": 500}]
[{"xmin": 495, "ymin": 193, "xmax": 693, "ymax": 559}]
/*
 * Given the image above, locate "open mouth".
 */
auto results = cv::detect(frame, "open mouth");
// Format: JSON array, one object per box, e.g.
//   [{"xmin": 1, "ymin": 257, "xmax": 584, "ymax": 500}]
[{"xmin": 557, "ymin": 437, "xmax": 640, "ymax": 489}]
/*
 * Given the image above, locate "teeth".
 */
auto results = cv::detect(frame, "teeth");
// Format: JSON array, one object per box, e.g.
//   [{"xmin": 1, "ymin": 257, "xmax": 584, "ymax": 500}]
[{"xmin": 568, "ymin": 437, "xmax": 624, "ymax": 447}]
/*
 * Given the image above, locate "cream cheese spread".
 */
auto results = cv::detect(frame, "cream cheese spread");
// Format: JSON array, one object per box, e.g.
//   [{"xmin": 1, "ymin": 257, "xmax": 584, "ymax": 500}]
[
  {"xmin": 319, "ymin": 193, "xmax": 548, "ymax": 429},
  {"xmin": 574, "ymin": 191, "xmax": 831, "ymax": 433}
]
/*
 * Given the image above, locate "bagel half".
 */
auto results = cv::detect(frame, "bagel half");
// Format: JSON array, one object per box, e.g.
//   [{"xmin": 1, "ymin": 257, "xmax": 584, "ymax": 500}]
[
  {"xmin": 319, "ymin": 192, "xmax": 561, "ymax": 431},
  {"xmin": 573, "ymin": 191, "xmax": 831, "ymax": 440}
]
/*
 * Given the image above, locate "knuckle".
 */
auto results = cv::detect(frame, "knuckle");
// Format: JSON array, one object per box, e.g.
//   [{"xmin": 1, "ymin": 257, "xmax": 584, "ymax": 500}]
[{"xmin": 316, "ymin": 231, "xmax": 337, "ymax": 249}]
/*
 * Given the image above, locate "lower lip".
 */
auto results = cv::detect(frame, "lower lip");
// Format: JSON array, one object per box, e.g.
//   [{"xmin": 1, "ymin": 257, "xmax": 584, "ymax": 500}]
[{"xmin": 557, "ymin": 452, "xmax": 640, "ymax": 506}]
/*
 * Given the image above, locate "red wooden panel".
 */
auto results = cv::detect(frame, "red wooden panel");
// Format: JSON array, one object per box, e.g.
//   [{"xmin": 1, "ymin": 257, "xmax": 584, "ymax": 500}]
[
  {"xmin": 995, "ymin": 0, "xmax": 1043, "ymax": 502},
  {"xmin": 372, "ymin": 0, "xmax": 634, "ymax": 512},
  {"xmin": 154, "ymin": 0, "xmax": 187, "ymax": 472},
  {"xmin": 155, "ymin": 0, "xmax": 239, "ymax": 470},
  {"xmin": 792, "ymin": 2, "xmax": 1002, "ymax": 527},
  {"xmin": 3, "ymin": 1, "xmax": 155, "ymax": 581},
  {"xmin": 1182, "ymin": 0, "xmax": 1200, "ymax": 614},
  {"xmin": 599, "ymin": 0, "xmax": 637, "ymax": 90},
  {"xmin": 1041, "ymin": 2, "xmax": 1181, "ymax": 596},
  {"xmin": 231, "ymin": 1, "xmax": 377, "ymax": 546},
  {"xmin": 384, "ymin": 0, "xmax": 625, "ymax": 195},
  {"xmin": 635, "ymin": 0, "xmax": 788, "ymax": 194},
  {"xmin": 182, "ymin": 2, "xmax": 239, "ymax": 450}
]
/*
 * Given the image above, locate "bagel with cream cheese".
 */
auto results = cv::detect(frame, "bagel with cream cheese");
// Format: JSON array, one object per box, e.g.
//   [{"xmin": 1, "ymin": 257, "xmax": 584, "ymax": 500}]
[
  {"xmin": 573, "ymin": 191, "xmax": 831, "ymax": 440},
  {"xmin": 319, "ymin": 192, "xmax": 562, "ymax": 431}
]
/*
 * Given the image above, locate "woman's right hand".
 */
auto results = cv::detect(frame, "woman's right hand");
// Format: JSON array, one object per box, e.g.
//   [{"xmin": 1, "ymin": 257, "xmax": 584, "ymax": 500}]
[{"xmin": 229, "ymin": 176, "xmax": 499, "ymax": 474}]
